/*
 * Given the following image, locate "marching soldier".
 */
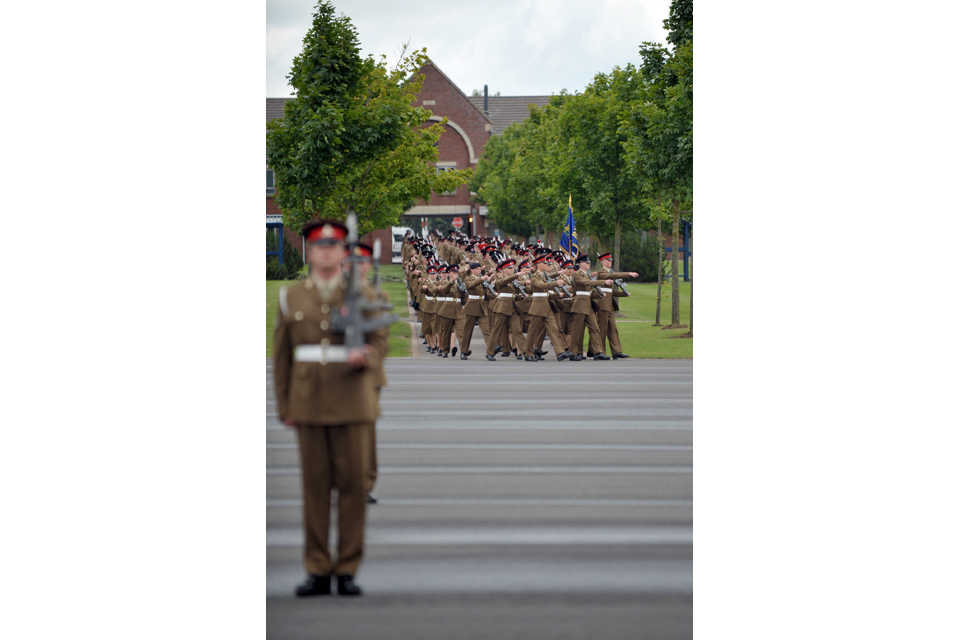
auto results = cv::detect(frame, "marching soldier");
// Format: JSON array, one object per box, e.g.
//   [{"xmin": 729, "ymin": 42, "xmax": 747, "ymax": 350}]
[
  {"xmin": 435, "ymin": 265, "xmax": 460, "ymax": 358},
  {"xmin": 486, "ymin": 258, "xmax": 526, "ymax": 361},
  {"xmin": 568, "ymin": 254, "xmax": 613, "ymax": 361},
  {"xmin": 273, "ymin": 219, "xmax": 385, "ymax": 597},
  {"xmin": 524, "ymin": 254, "xmax": 573, "ymax": 361},
  {"xmin": 595, "ymin": 252, "xmax": 639, "ymax": 359},
  {"xmin": 460, "ymin": 261, "xmax": 490, "ymax": 359}
]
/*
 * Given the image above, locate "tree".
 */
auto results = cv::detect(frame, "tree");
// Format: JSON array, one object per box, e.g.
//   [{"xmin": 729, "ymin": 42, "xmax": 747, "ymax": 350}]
[
  {"xmin": 622, "ymin": 0, "xmax": 693, "ymax": 330},
  {"xmin": 266, "ymin": 1, "xmax": 470, "ymax": 235},
  {"xmin": 553, "ymin": 66, "xmax": 655, "ymax": 271}
]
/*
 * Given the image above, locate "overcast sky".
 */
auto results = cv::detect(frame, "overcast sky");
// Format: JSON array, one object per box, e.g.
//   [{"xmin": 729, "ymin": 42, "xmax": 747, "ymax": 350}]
[{"xmin": 267, "ymin": 0, "xmax": 675, "ymax": 98}]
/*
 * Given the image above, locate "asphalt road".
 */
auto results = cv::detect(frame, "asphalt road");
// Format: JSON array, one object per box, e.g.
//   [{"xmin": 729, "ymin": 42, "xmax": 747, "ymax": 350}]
[{"xmin": 266, "ymin": 327, "xmax": 693, "ymax": 639}]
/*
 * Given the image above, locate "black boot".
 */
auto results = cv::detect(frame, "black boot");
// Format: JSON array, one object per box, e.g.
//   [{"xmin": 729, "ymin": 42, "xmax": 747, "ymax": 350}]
[
  {"xmin": 460, "ymin": 353, "xmax": 468, "ymax": 360},
  {"xmin": 516, "ymin": 353, "xmax": 524, "ymax": 360},
  {"xmin": 557, "ymin": 351, "xmax": 572, "ymax": 361},
  {"xmin": 570, "ymin": 354, "xmax": 583, "ymax": 361},
  {"xmin": 494, "ymin": 345, "xmax": 503, "ymax": 355},
  {"xmin": 366, "ymin": 491, "xmax": 377, "ymax": 504},
  {"xmin": 593, "ymin": 353, "xmax": 611, "ymax": 360},
  {"xmin": 525, "ymin": 355, "xmax": 536, "ymax": 362},
  {"xmin": 486, "ymin": 354, "xmax": 496, "ymax": 361},
  {"xmin": 296, "ymin": 574, "xmax": 331, "ymax": 597},
  {"xmin": 441, "ymin": 352, "xmax": 448, "ymax": 358},
  {"xmin": 452, "ymin": 346, "xmax": 458, "ymax": 356},
  {"xmin": 612, "ymin": 352, "xmax": 629, "ymax": 359},
  {"xmin": 464, "ymin": 350, "xmax": 472, "ymax": 356},
  {"xmin": 337, "ymin": 575, "xmax": 363, "ymax": 596}
]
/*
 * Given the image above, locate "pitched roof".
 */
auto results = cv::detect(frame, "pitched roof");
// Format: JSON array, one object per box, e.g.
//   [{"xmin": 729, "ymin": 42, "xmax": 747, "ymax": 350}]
[
  {"xmin": 266, "ymin": 97, "xmax": 291, "ymax": 123},
  {"xmin": 467, "ymin": 96, "xmax": 552, "ymax": 135}
]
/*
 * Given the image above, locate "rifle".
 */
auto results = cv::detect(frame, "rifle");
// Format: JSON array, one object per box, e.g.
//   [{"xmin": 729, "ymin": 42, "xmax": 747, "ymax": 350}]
[
  {"xmin": 544, "ymin": 272, "xmax": 571, "ymax": 297},
  {"xmin": 482, "ymin": 279, "xmax": 497, "ymax": 295},
  {"xmin": 614, "ymin": 278, "xmax": 629, "ymax": 296},
  {"xmin": 512, "ymin": 279, "xmax": 528, "ymax": 297},
  {"xmin": 456, "ymin": 276, "xmax": 467, "ymax": 293},
  {"xmin": 328, "ymin": 213, "xmax": 399, "ymax": 350}
]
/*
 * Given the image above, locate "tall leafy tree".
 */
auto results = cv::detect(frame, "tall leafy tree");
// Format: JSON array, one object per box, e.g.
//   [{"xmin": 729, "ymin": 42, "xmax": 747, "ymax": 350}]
[
  {"xmin": 623, "ymin": 0, "xmax": 693, "ymax": 329},
  {"xmin": 554, "ymin": 66, "xmax": 654, "ymax": 271},
  {"xmin": 266, "ymin": 2, "xmax": 470, "ymax": 235}
]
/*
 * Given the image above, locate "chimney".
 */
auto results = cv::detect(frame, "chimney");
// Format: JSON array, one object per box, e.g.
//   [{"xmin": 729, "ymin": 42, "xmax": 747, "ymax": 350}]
[{"xmin": 483, "ymin": 85, "xmax": 488, "ymax": 116}]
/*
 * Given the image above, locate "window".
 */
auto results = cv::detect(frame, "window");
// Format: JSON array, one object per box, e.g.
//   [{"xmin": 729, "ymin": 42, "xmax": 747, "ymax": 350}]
[
  {"xmin": 267, "ymin": 169, "xmax": 275, "ymax": 196},
  {"xmin": 436, "ymin": 165, "xmax": 457, "ymax": 195}
]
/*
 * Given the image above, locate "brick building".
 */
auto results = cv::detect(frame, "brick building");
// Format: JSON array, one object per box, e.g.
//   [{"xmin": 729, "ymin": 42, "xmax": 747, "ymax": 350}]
[{"xmin": 266, "ymin": 60, "xmax": 551, "ymax": 264}]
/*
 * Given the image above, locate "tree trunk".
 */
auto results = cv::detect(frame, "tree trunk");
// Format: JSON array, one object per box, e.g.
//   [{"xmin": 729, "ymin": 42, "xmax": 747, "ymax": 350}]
[
  {"xmin": 671, "ymin": 199, "xmax": 681, "ymax": 326},
  {"xmin": 654, "ymin": 218, "xmax": 663, "ymax": 326},
  {"xmin": 613, "ymin": 217, "xmax": 622, "ymax": 272},
  {"xmin": 688, "ymin": 251, "xmax": 693, "ymax": 337}
]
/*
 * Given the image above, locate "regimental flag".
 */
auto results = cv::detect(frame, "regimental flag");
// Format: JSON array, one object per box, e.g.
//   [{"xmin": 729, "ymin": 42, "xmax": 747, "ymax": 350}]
[{"xmin": 559, "ymin": 194, "xmax": 579, "ymax": 259}]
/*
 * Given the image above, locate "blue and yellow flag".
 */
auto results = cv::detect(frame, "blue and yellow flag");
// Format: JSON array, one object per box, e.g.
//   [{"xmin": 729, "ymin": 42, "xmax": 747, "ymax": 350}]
[{"xmin": 560, "ymin": 194, "xmax": 578, "ymax": 259}]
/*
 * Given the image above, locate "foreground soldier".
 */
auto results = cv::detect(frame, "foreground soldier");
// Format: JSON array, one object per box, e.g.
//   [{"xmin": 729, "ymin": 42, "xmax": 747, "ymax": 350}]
[{"xmin": 273, "ymin": 220, "xmax": 383, "ymax": 597}]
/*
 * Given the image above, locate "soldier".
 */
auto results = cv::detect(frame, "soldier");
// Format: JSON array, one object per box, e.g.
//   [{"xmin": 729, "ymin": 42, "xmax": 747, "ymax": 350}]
[
  {"xmin": 273, "ymin": 219, "xmax": 385, "ymax": 597},
  {"xmin": 486, "ymin": 258, "xmax": 526, "ymax": 361},
  {"xmin": 423, "ymin": 263, "xmax": 444, "ymax": 353},
  {"xmin": 568, "ymin": 254, "xmax": 614, "ymax": 361},
  {"xmin": 460, "ymin": 261, "xmax": 491, "ymax": 359},
  {"xmin": 513, "ymin": 259, "xmax": 533, "ymax": 356},
  {"xmin": 435, "ymin": 265, "xmax": 460, "ymax": 358},
  {"xmin": 345, "ymin": 241, "xmax": 388, "ymax": 504},
  {"xmin": 525, "ymin": 254, "xmax": 573, "ymax": 361},
  {"xmin": 595, "ymin": 252, "xmax": 639, "ymax": 359}
]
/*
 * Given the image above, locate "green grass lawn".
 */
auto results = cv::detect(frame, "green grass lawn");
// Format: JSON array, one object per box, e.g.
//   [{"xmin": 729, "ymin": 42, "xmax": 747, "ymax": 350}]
[
  {"xmin": 268, "ymin": 267, "xmax": 692, "ymax": 359},
  {"xmin": 609, "ymin": 282, "xmax": 692, "ymax": 359}
]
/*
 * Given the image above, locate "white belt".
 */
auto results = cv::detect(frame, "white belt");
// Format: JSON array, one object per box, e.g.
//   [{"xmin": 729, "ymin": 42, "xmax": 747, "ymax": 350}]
[
  {"xmin": 294, "ymin": 344, "xmax": 348, "ymax": 364},
  {"xmin": 600, "ymin": 287, "xmax": 613, "ymax": 293},
  {"xmin": 575, "ymin": 291, "xmax": 591, "ymax": 296},
  {"xmin": 532, "ymin": 292, "xmax": 548, "ymax": 298},
  {"xmin": 497, "ymin": 293, "xmax": 513, "ymax": 298},
  {"xmin": 428, "ymin": 296, "xmax": 436, "ymax": 301},
  {"xmin": 440, "ymin": 297, "xmax": 455, "ymax": 302},
  {"xmin": 468, "ymin": 295, "xmax": 481, "ymax": 300}
]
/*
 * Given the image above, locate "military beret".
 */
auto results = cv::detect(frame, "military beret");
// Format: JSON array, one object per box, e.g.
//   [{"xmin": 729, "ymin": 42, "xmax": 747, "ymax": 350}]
[
  {"xmin": 469, "ymin": 261, "xmax": 482, "ymax": 269},
  {"xmin": 302, "ymin": 220, "xmax": 348, "ymax": 245}
]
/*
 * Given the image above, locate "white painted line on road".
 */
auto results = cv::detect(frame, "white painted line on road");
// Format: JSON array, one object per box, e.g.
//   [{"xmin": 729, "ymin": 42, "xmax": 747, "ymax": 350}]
[
  {"xmin": 267, "ymin": 498, "xmax": 692, "ymax": 507},
  {"xmin": 267, "ymin": 423, "xmax": 692, "ymax": 431},
  {"xmin": 267, "ymin": 465, "xmax": 692, "ymax": 475},
  {"xmin": 266, "ymin": 525, "xmax": 693, "ymax": 547},
  {"xmin": 266, "ymin": 443, "xmax": 692, "ymax": 451}
]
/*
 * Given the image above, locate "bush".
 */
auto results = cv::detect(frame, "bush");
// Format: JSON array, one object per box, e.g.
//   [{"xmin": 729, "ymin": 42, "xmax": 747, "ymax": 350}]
[
  {"xmin": 617, "ymin": 233, "xmax": 661, "ymax": 283},
  {"xmin": 266, "ymin": 229, "xmax": 304, "ymax": 280}
]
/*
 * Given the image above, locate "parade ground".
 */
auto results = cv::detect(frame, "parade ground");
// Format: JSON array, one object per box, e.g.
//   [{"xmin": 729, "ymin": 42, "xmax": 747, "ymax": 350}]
[{"xmin": 266, "ymin": 333, "xmax": 693, "ymax": 638}]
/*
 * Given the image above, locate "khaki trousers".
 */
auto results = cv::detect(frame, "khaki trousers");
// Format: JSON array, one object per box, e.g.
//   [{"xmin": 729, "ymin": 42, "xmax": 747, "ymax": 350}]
[
  {"xmin": 296, "ymin": 423, "xmax": 366, "ymax": 577},
  {"xmin": 488, "ymin": 312, "xmax": 525, "ymax": 356},
  {"xmin": 596, "ymin": 309, "xmax": 623, "ymax": 355},
  {"xmin": 461, "ymin": 315, "xmax": 487, "ymax": 354},
  {"xmin": 362, "ymin": 388, "xmax": 380, "ymax": 493},
  {"xmin": 438, "ymin": 315, "xmax": 455, "ymax": 354},
  {"xmin": 568, "ymin": 311, "xmax": 602, "ymax": 356},
  {"xmin": 525, "ymin": 313, "xmax": 568, "ymax": 357}
]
